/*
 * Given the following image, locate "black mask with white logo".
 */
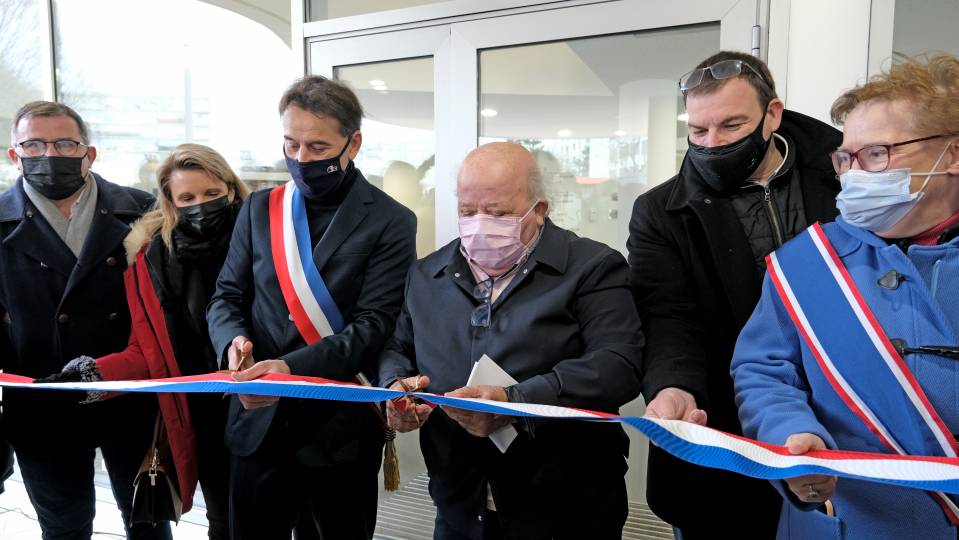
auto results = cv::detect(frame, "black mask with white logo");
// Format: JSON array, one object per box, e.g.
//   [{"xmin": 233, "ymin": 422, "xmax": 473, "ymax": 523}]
[
  {"xmin": 20, "ymin": 156, "xmax": 87, "ymax": 200},
  {"xmin": 686, "ymin": 112, "xmax": 770, "ymax": 194},
  {"xmin": 284, "ymin": 136, "xmax": 353, "ymax": 201}
]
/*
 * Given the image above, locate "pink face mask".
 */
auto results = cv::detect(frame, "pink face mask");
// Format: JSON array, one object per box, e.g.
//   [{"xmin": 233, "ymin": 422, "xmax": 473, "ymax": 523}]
[{"xmin": 459, "ymin": 204, "xmax": 537, "ymax": 274}]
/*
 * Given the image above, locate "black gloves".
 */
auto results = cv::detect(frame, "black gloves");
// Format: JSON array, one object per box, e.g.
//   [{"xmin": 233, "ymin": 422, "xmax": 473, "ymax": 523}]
[{"xmin": 34, "ymin": 356, "xmax": 105, "ymax": 403}]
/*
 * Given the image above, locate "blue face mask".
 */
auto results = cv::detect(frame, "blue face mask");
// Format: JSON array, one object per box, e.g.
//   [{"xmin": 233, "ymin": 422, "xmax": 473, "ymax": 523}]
[{"xmin": 836, "ymin": 142, "xmax": 952, "ymax": 233}]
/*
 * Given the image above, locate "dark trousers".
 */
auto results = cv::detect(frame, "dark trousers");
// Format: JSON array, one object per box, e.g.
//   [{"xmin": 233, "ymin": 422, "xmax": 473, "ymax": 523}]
[
  {"xmin": 189, "ymin": 393, "xmax": 231, "ymax": 540},
  {"xmin": 229, "ymin": 445, "xmax": 379, "ymax": 540},
  {"xmin": 14, "ymin": 426, "xmax": 172, "ymax": 540},
  {"xmin": 434, "ymin": 510, "xmax": 504, "ymax": 540},
  {"xmin": 433, "ymin": 481, "xmax": 626, "ymax": 540}
]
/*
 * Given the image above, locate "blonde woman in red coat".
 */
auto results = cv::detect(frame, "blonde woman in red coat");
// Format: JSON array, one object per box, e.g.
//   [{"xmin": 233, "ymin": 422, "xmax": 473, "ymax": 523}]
[{"xmin": 40, "ymin": 144, "xmax": 250, "ymax": 539}]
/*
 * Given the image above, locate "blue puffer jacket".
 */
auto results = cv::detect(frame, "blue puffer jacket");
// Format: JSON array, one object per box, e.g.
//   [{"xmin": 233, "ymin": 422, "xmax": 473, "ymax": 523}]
[{"xmin": 731, "ymin": 217, "xmax": 959, "ymax": 540}]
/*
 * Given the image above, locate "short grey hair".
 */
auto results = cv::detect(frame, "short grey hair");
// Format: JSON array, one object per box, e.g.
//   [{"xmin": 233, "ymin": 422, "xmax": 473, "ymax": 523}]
[{"xmin": 10, "ymin": 101, "xmax": 91, "ymax": 145}]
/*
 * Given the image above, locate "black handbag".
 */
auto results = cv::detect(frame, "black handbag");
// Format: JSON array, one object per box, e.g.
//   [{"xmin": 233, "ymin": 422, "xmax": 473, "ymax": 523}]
[{"xmin": 130, "ymin": 415, "xmax": 182, "ymax": 526}]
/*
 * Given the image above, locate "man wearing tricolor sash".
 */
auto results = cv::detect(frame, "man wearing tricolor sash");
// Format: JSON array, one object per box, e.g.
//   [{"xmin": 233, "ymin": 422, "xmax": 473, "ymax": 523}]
[
  {"xmin": 207, "ymin": 76, "xmax": 416, "ymax": 539},
  {"xmin": 732, "ymin": 54, "xmax": 959, "ymax": 539}
]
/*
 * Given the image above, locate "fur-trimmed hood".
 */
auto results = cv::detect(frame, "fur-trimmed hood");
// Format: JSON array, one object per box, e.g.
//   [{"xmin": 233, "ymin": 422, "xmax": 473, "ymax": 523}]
[{"xmin": 122, "ymin": 218, "xmax": 159, "ymax": 265}]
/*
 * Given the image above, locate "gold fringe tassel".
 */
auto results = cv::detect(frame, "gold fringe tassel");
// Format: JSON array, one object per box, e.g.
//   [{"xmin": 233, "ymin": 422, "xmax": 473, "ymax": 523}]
[{"xmin": 383, "ymin": 427, "xmax": 400, "ymax": 491}]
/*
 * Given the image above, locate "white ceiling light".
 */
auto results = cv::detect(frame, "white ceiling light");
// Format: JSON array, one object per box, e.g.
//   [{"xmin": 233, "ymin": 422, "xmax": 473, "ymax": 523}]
[
  {"xmin": 369, "ymin": 79, "xmax": 385, "ymax": 86},
  {"xmin": 373, "ymin": 84, "xmax": 389, "ymax": 91},
  {"xmin": 614, "ymin": 130, "xmax": 627, "ymax": 137},
  {"xmin": 480, "ymin": 108, "xmax": 498, "ymax": 117},
  {"xmin": 677, "ymin": 112, "xmax": 689, "ymax": 122},
  {"xmin": 557, "ymin": 129, "xmax": 572, "ymax": 137}
]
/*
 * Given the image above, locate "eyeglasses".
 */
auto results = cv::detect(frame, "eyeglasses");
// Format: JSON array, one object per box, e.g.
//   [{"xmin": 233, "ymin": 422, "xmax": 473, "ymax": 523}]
[
  {"xmin": 679, "ymin": 59, "xmax": 772, "ymax": 94},
  {"xmin": 16, "ymin": 139, "xmax": 89, "ymax": 158},
  {"xmin": 470, "ymin": 278, "xmax": 493, "ymax": 328},
  {"xmin": 830, "ymin": 134, "xmax": 945, "ymax": 175}
]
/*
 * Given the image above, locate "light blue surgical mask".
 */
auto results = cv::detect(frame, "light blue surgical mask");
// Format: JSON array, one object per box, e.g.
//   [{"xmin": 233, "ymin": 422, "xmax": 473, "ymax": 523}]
[{"xmin": 836, "ymin": 142, "xmax": 952, "ymax": 233}]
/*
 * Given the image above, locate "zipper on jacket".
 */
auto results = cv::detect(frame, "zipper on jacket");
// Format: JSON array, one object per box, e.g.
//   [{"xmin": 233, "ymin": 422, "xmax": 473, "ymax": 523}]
[{"xmin": 763, "ymin": 184, "xmax": 786, "ymax": 247}]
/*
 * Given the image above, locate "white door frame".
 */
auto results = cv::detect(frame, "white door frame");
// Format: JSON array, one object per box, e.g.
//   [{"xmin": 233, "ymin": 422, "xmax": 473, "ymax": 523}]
[{"xmin": 307, "ymin": 0, "xmax": 760, "ymax": 249}]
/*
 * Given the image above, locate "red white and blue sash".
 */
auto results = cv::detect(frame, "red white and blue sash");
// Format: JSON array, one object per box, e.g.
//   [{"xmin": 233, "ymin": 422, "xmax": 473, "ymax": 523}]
[
  {"xmin": 269, "ymin": 182, "xmax": 372, "ymax": 388},
  {"xmin": 270, "ymin": 181, "xmax": 344, "ymax": 343},
  {"xmin": 767, "ymin": 222, "xmax": 959, "ymax": 524}
]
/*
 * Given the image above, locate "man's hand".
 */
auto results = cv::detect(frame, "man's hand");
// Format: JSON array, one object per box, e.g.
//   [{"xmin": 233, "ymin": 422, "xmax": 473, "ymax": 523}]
[
  {"xmin": 644, "ymin": 387, "xmax": 707, "ymax": 425},
  {"xmin": 784, "ymin": 433, "xmax": 837, "ymax": 503},
  {"xmin": 386, "ymin": 375, "xmax": 433, "ymax": 433},
  {"xmin": 232, "ymin": 359, "xmax": 290, "ymax": 410},
  {"xmin": 227, "ymin": 336, "xmax": 254, "ymax": 372},
  {"xmin": 442, "ymin": 385, "xmax": 512, "ymax": 438}
]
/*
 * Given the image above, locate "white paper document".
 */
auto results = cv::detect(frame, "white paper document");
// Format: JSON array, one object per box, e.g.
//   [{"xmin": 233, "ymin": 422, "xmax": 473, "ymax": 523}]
[{"xmin": 466, "ymin": 354, "xmax": 519, "ymax": 453}]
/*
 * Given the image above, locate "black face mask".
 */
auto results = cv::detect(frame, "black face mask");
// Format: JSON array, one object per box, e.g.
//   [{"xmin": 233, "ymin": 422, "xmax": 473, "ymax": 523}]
[
  {"xmin": 686, "ymin": 112, "xmax": 771, "ymax": 194},
  {"xmin": 172, "ymin": 196, "xmax": 239, "ymax": 261},
  {"xmin": 20, "ymin": 156, "xmax": 87, "ymax": 200},
  {"xmin": 284, "ymin": 136, "xmax": 353, "ymax": 201},
  {"xmin": 175, "ymin": 195, "xmax": 236, "ymax": 239}
]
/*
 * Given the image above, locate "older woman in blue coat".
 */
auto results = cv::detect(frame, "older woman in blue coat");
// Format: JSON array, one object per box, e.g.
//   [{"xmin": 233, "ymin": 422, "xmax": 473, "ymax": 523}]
[{"xmin": 732, "ymin": 54, "xmax": 959, "ymax": 539}]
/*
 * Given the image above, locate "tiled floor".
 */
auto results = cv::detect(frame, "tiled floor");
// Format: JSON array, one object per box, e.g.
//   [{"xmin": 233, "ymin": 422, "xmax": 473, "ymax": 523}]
[
  {"xmin": 0, "ymin": 467, "xmax": 211, "ymax": 539},
  {"xmin": 0, "ymin": 443, "xmax": 670, "ymax": 540}
]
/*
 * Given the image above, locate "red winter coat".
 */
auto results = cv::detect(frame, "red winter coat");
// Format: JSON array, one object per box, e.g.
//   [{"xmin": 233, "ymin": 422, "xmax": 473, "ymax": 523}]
[{"xmin": 96, "ymin": 246, "xmax": 198, "ymax": 513}]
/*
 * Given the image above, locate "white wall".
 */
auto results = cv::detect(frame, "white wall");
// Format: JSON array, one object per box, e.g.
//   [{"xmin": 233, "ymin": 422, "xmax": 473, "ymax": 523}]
[
  {"xmin": 201, "ymin": 0, "xmax": 292, "ymax": 45},
  {"xmin": 767, "ymin": 0, "xmax": 872, "ymax": 126}
]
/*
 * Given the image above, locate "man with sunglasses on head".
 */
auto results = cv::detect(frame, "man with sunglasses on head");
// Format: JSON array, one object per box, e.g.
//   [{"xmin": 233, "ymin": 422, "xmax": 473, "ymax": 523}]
[
  {"xmin": 626, "ymin": 51, "xmax": 842, "ymax": 538},
  {"xmin": 0, "ymin": 101, "xmax": 165, "ymax": 539},
  {"xmin": 378, "ymin": 142, "xmax": 643, "ymax": 540}
]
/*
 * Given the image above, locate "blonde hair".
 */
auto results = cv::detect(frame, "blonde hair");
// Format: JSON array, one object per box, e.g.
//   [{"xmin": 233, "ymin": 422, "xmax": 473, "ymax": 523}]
[
  {"xmin": 140, "ymin": 143, "xmax": 251, "ymax": 249},
  {"xmin": 831, "ymin": 53, "xmax": 959, "ymax": 135}
]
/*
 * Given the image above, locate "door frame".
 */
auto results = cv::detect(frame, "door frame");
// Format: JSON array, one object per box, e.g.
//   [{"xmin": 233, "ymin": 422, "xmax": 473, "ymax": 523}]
[{"xmin": 307, "ymin": 0, "xmax": 761, "ymax": 248}]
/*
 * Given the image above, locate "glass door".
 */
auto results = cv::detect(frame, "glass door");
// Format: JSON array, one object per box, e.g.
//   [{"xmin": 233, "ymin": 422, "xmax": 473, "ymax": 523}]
[
  {"xmin": 442, "ymin": 0, "xmax": 759, "ymax": 505},
  {"xmin": 306, "ymin": 0, "xmax": 761, "ymax": 510},
  {"xmin": 311, "ymin": 27, "xmax": 448, "ymax": 259}
]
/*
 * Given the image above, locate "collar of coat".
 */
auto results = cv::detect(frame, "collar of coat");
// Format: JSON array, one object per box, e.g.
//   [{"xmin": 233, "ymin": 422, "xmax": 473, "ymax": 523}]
[
  {"xmin": 0, "ymin": 172, "xmax": 149, "ymax": 223},
  {"xmin": 426, "ymin": 218, "xmax": 568, "ymax": 279},
  {"xmin": 665, "ymin": 109, "xmax": 841, "ymax": 212}
]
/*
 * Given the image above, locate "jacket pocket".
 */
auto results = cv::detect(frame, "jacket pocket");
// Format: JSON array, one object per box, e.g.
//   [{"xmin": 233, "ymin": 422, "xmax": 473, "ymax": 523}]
[{"xmin": 780, "ymin": 503, "xmax": 842, "ymax": 540}]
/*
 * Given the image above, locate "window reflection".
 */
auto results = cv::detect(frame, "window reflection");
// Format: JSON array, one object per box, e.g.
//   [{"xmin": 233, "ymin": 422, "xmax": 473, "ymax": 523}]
[
  {"xmin": 479, "ymin": 25, "xmax": 720, "ymax": 254},
  {"xmin": 893, "ymin": 0, "xmax": 959, "ymax": 58},
  {"xmin": 336, "ymin": 58, "xmax": 436, "ymax": 257},
  {"xmin": 0, "ymin": 0, "xmax": 46, "ymax": 190},
  {"xmin": 53, "ymin": 0, "xmax": 293, "ymax": 193}
]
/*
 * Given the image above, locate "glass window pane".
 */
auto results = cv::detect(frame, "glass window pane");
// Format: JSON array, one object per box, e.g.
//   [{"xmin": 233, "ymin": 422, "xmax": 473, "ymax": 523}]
[
  {"xmin": 309, "ymin": 0, "xmax": 447, "ymax": 21},
  {"xmin": 336, "ymin": 58, "xmax": 435, "ymax": 257},
  {"xmin": 53, "ymin": 0, "xmax": 293, "ymax": 193},
  {"xmin": 0, "ymin": 0, "xmax": 46, "ymax": 191},
  {"xmin": 479, "ymin": 24, "xmax": 720, "ymax": 254},
  {"xmin": 893, "ymin": 0, "xmax": 959, "ymax": 58}
]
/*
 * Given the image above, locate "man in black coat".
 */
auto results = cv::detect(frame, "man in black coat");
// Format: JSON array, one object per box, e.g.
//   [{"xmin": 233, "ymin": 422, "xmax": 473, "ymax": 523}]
[
  {"xmin": 0, "ymin": 101, "xmax": 164, "ymax": 539},
  {"xmin": 627, "ymin": 51, "xmax": 842, "ymax": 538},
  {"xmin": 379, "ymin": 142, "xmax": 643, "ymax": 540},
  {"xmin": 206, "ymin": 76, "xmax": 417, "ymax": 539}
]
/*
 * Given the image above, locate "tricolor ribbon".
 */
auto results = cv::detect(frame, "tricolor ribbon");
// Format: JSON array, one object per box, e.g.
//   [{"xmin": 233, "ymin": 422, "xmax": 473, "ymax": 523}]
[
  {"xmin": 4, "ymin": 372, "xmax": 959, "ymax": 495},
  {"xmin": 768, "ymin": 222, "xmax": 959, "ymax": 522}
]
